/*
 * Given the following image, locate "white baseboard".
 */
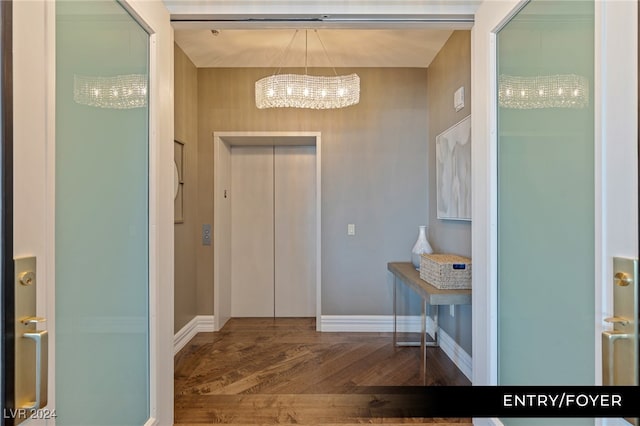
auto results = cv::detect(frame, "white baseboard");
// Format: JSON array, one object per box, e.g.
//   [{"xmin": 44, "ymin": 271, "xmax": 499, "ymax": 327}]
[
  {"xmin": 426, "ymin": 316, "xmax": 473, "ymax": 381},
  {"xmin": 320, "ymin": 315, "xmax": 426, "ymax": 333},
  {"xmin": 320, "ymin": 315, "xmax": 472, "ymax": 381},
  {"xmin": 174, "ymin": 315, "xmax": 215, "ymax": 355}
]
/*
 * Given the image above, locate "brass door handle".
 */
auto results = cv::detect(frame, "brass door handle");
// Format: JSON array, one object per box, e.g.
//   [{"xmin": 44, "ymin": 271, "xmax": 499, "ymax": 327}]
[
  {"xmin": 601, "ymin": 330, "xmax": 632, "ymax": 386},
  {"xmin": 22, "ymin": 330, "xmax": 48, "ymax": 410}
]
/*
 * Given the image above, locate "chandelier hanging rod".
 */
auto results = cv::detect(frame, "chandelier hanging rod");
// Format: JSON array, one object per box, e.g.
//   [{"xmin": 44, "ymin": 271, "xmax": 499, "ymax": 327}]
[
  {"xmin": 272, "ymin": 29, "xmax": 336, "ymax": 75},
  {"xmin": 273, "ymin": 29, "xmax": 300, "ymax": 76},
  {"xmin": 314, "ymin": 29, "xmax": 339, "ymax": 76}
]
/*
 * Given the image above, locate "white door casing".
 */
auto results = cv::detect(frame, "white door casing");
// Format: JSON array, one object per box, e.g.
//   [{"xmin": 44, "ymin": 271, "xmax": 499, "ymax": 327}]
[
  {"xmin": 12, "ymin": 0, "xmax": 174, "ymax": 424},
  {"xmin": 214, "ymin": 132, "xmax": 322, "ymax": 330},
  {"xmin": 471, "ymin": 1, "xmax": 637, "ymax": 425}
]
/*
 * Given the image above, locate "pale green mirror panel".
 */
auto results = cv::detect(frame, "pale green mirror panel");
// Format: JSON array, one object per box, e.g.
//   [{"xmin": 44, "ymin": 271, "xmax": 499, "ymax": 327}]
[
  {"xmin": 56, "ymin": 1, "xmax": 149, "ymax": 424},
  {"xmin": 497, "ymin": 0, "xmax": 594, "ymax": 423}
]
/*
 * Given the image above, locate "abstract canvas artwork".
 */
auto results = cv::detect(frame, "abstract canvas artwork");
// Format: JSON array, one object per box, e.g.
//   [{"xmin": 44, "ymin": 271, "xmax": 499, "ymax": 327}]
[{"xmin": 436, "ymin": 115, "xmax": 471, "ymax": 221}]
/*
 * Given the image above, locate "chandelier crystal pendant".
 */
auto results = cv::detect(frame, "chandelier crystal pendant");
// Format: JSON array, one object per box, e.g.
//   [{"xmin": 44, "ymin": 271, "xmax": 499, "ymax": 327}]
[
  {"xmin": 498, "ymin": 74, "xmax": 589, "ymax": 109},
  {"xmin": 255, "ymin": 30, "xmax": 360, "ymax": 110}
]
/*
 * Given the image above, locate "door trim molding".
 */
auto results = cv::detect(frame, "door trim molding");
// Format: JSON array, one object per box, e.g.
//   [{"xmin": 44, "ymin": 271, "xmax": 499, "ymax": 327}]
[
  {"xmin": 471, "ymin": 0, "xmax": 528, "ymax": 390},
  {"xmin": 1, "ymin": 0, "xmax": 13, "ymax": 413},
  {"xmin": 213, "ymin": 131, "xmax": 322, "ymax": 331},
  {"xmin": 594, "ymin": 0, "xmax": 639, "ymax": 388},
  {"xmin": 143, "ymin": 418, "xmax": 159, "ymax": 426},
  {"xmin": 473, "ymin": 419, "xmax": 503, "ymax": 426},
  {"xmin": 121, "ymin": 2, "xmax": 175, "ymax": 424}
]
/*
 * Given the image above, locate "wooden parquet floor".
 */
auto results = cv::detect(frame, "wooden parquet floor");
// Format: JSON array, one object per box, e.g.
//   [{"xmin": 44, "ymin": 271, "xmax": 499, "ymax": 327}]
[{"xmin": 175, "ymin": 318, "xmax": 471, "ymax": 425}]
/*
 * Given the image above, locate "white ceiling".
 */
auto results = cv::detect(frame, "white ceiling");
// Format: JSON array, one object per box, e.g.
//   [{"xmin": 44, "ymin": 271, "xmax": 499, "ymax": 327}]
[
  {"xmin": 168, "ymin": 0, "xmax": 479, "ymax": 69},
  {"xmin": 174, "ymin": 29, "xmax": 456, "ymax": 68}
]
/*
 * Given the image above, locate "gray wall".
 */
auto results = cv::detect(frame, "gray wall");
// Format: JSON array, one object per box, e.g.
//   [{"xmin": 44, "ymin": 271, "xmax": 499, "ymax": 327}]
[
  {"xmin": 427, "ymin": 31, "xmax": 472, "ymax": 354},
  {"xmin": 198, "ymin": 67, "xmax": 429, "ymax": 315},
  {"xmin": 174, "ymin": 44, "xmax": 200, "ymax": 332},
  {"xmin": 175, "ymin": 36, "xmax": 473, "ymax": 358}
]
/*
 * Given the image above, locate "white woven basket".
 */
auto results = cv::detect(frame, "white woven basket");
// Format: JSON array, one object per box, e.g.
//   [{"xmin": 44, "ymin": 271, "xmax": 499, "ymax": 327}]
[{"xmin": 420, "ymin": 254, "xmax": 472, "ymax": 289}]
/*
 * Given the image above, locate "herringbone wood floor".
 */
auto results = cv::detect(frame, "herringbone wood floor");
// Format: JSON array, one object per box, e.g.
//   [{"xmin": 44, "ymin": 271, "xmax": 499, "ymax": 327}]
[{"xmin": 175, "ymin": 318, "xmax": 471, "ymax": 425}]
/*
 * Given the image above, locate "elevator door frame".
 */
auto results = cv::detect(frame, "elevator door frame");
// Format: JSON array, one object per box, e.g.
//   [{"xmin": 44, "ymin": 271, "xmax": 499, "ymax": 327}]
[{"xmin": 213, "ymin": 131, "xmax": 322, "ymax": 331}]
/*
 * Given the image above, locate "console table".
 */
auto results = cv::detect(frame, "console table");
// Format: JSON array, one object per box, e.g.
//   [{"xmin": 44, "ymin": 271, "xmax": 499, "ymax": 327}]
[{"xmin": 387, "ymin": 262, "xmax": 471, "ymax": 382}]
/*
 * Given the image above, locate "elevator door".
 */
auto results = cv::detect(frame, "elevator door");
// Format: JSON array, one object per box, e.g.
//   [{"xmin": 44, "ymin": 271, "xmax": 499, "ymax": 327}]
[{"xmin": 231, "ymin": 145, "xmax": 316, "ymax": 317}]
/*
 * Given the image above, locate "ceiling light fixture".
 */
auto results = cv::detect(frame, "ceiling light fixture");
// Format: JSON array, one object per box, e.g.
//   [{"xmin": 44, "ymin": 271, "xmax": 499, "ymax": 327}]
[
  {"xmin": 255, "ymin": 29, "xmax": 360, "ymax": 110},
  {"xmin": 498, "ymin": 74, "xmax": 589, "ymax": 109}
]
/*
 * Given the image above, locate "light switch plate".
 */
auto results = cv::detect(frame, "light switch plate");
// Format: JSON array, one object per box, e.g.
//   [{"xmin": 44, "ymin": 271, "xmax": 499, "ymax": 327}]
[
  {"xmin": 202, "ymin": 224, "xmax": 212, "ymax": 246},
  {"xmin": 454, "ymin": 86, "xmax": 465, "ymax": 111},
  {"xmin": 347, "ymin": 224, "xmax": 355, "ymax": 236}
]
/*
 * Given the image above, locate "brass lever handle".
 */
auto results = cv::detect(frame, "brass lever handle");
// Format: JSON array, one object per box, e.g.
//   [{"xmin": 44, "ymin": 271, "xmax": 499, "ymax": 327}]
[
  {"xmin": 604, "ymin": 316, "xmax": 630, "ymax": 326},
  {"xmin": 21, "ymin": 316, "xmax": 47, "ymax": 326}
]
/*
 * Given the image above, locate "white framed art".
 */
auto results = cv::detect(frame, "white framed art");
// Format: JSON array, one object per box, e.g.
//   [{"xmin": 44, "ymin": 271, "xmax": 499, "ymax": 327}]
[{"xmin": 436, "ymin": 115, "xmax": 471, "ymax": 221}]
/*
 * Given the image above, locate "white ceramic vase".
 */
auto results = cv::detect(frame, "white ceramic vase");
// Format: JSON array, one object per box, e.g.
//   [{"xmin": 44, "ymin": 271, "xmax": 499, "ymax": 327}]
[{"xmin": 411, "ymin": 225, "xmax": 433, "ymax": 269}]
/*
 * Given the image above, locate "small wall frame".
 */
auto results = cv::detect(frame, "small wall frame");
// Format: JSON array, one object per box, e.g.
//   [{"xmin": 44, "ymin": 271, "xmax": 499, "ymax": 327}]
[{"xmin": 174, "ymin": 140, "xmax": 184, "ymax": 223}]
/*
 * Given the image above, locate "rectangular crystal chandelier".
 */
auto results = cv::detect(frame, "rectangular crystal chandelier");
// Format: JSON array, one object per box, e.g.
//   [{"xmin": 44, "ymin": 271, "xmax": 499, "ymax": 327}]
[
  {"xmin": 255, "ymin": 73, "xmax": 360, "ymax": 109},
  {"xmin": 255, "ymin": 30, "xmax": 360, "ymax": 110}
]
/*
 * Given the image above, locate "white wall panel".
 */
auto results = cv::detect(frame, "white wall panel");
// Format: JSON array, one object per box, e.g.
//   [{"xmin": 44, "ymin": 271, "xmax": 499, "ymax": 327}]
[
  {"xmin": 275, "ymin": 146, "xmax": 316, "ymax": 317},
  {"xmin": 231, "ymin": 146, "xmax": 275, "ymax": 316}
]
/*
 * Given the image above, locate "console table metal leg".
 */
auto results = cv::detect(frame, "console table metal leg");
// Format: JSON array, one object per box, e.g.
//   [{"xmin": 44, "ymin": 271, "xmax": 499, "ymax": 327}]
[
  {"xmin": 424, "ymin": 304, "xmax": 440, "ymax": 347},
  {"xmin": 433, "ymin": 305, "xmax": 439, "ymax": 345},
  {"xmin": 393, "ymin": 275, "xmax": 397, "ymax": 348}
]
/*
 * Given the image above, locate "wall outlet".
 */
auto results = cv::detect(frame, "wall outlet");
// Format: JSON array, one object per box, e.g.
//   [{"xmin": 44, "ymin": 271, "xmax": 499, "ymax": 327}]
[
  {"xmin": 347, "ymin": 224, "xmax": 355, "ymax": 236},
  {"xmin": 449, "ymin": 304, "xmax": 455, "ymax": 317}
]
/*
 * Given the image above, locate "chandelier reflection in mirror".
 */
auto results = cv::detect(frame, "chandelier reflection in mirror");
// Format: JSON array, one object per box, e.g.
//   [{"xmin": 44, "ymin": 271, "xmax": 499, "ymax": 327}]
[
  {"xmin": 255, "ymin": 30, "xmax": 360, "ymax": 110},
  {"xmin": 73, "ymin": 74, "xmax": 147, "ymax": 109},
  {"xmin": 498, "ymin": 74, "xmax": 589, "ymax": 109}
]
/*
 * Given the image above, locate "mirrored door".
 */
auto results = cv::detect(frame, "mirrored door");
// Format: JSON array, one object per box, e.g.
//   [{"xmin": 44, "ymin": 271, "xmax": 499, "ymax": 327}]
[
  {"xmin": 55, "ymin": 1, "xmax": 150, "ymax": 423},
  {"xmin": 497, "ymin": 1, "xmax": 596, "ymax": 424}
]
